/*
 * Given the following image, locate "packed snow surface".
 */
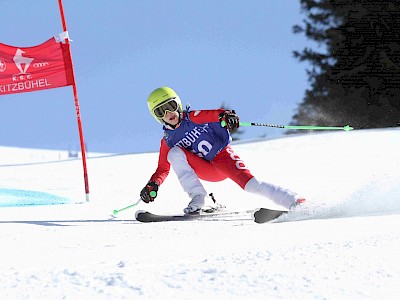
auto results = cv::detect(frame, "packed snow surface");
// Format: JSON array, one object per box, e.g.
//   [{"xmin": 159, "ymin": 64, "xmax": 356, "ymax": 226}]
[{"xmin": 0, "ymin": 128, "xmax": 399, "ymax": 299}]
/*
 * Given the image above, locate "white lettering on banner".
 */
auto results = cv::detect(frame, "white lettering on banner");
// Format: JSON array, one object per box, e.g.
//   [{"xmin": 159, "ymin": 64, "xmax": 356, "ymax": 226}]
[
  {"xmin": 226, "ymin": 147, "xmax": 248, "ymax": 170},
  {"xmin": 33, "ymin": 62, "xmax": 49, "ymax": 68},
  {"xmin": 13, "ymin": 74, "xmax": 32, "ymax": 81},
  {"xmin": 0, "ymin": 78, "xmax": 51, "ymax": 94}
]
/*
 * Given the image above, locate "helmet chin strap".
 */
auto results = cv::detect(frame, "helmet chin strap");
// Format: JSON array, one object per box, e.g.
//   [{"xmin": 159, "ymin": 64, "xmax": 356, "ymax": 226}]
[{"xmin": 163, "ymin": 112, "xmax": 182, "ymax": 129}]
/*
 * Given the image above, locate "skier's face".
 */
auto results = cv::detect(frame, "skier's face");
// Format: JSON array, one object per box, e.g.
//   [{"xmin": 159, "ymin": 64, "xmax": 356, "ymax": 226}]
[{"xmin": 162, "ymin": 111, "xmax": 180, "ymax": 127}]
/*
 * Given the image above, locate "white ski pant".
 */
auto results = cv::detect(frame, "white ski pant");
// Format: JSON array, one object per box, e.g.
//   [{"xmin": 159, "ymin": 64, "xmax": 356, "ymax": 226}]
[
  {"xmin": 244, "ymin": 177, "xmax": 298, "ymax": 209},
  {"xmin": 168, "ymin": 146, "xmax": 298, "ymax": 209},
  {"xmin": 167, "ymin": 147, "xmax": 207, "ymax": 197}
]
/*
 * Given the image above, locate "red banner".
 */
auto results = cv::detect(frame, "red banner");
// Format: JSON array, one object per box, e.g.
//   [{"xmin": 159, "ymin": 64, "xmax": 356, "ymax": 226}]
[{"xmin": 0, "ymin": 37, "xmax": 74, "ymax": 96}]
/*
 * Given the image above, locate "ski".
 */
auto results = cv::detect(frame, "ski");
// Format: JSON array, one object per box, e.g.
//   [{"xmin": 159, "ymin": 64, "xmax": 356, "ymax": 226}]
[
  {"xmin": 135, "ymin": 207, "xmax": 288, "ymax": 223},
  {"xmin": 135, "ymin": 209, "xmax": 251, "ymax": 223},
  {"xmin": 252, "ymin": 208, "xmax": 287, "ymax": 224}
]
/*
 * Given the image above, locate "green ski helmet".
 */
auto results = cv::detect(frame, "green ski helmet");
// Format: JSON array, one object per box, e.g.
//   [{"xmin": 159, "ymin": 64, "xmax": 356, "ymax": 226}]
[{"xmin": 147, "ymin": 87, "xmax": 183, "ymax": 123}]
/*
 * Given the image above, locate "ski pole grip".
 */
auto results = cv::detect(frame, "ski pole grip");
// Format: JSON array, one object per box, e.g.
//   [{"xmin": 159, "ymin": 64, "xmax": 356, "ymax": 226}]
[{"xmin": 150, "ymin": 191, "xmax": 157, "ymax": 198}]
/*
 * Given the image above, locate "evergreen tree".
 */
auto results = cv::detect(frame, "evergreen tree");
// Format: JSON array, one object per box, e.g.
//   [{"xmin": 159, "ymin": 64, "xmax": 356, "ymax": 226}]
[{"xmin": 290, "ymin": 0, "xmax": 400, "ymax": 131}]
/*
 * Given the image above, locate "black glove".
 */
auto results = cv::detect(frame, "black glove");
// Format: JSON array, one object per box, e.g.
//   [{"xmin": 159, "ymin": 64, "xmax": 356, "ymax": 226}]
[
  {"xmin": 219, "ymin": 110, "xmax": 240, "ymax": 132},
  {"xmin": 140, "ymin": 181, "xmax": 159, "ymax": 203}
]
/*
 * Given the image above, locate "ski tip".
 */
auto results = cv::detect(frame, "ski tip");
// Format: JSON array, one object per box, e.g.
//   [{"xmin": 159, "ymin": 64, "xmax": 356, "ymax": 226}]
[
  {"xmin": 135, "ymin": 210, "xmax": 148, "ymax": 219},
  {"xmin": 251, "ymin": 208, "xmax": 261, "ymax": 222},
  {"xmin": 252, "ymin": 207, "xmax": 288, "ymax": 224}
]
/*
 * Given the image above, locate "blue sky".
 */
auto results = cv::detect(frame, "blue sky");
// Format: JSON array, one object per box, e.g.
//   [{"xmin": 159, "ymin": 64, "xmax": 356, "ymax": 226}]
[{"xmin": 0, "ymin": 0, "xmax": 311, "ymax": 154}]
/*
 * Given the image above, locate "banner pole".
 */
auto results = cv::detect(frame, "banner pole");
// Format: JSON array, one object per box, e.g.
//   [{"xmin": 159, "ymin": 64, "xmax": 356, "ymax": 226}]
[{"xmin": 58, "ymin": 0, "xmax": 90, "ymax": 202}]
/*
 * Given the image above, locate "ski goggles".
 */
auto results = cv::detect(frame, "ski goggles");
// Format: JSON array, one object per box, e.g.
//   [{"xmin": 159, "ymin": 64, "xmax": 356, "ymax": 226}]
[{"xmin": 153, "ymin": 98, "xmax": 179, "ymax": 118}]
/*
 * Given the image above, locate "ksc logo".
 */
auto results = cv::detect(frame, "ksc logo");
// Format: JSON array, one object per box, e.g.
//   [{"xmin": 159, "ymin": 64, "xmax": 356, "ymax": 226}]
[{"xmin": 13, "ymin": 49, "xmax": 34, "ymax": 74}]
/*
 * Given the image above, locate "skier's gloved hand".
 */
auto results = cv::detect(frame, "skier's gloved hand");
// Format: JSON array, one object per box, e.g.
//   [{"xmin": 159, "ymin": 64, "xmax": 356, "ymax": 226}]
[
  {"xmin": 140, "ymin": 181, "xmax": 159, "ymax": 203},
  {"xmin": 219, "ymin": 110, "xmax": 240, "ymax": 132}
]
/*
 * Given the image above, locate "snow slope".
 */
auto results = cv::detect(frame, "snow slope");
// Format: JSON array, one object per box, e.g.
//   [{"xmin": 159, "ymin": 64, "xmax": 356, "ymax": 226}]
[{"xmin": 0, "ymin": 128, "xmax": 399, "ymax": 299}]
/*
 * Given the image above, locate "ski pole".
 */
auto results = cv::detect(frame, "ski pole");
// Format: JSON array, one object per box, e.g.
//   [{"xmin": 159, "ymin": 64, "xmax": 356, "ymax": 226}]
[
  {"xmin": 112, "ymin": 198, "xmax": 142, "ymax": 216},
  {"xmin": 112, "ymin": 191, "xmax": 156, "ymax": 216},
  {"xmin": 222, "ymin": 121, "xmax": 353, "ymax": 131}
]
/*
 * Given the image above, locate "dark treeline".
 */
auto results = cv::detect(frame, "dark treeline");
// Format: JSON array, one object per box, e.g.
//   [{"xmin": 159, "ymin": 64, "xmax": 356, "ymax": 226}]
[{"xmin": 289, "ymin": 0, "xmax": 400, "ymax": 131}]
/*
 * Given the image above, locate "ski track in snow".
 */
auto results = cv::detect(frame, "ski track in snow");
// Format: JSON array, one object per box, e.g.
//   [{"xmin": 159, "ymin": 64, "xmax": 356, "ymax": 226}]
[{"xmin": 0, "ymin": 128, "xmax": 399, "ymax": 299}]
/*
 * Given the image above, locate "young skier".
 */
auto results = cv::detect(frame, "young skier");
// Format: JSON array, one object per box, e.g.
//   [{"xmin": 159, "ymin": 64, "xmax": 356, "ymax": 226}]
[{"xmin": 140, "ymin": 87, "xmax": 305, "ymax": 214}]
